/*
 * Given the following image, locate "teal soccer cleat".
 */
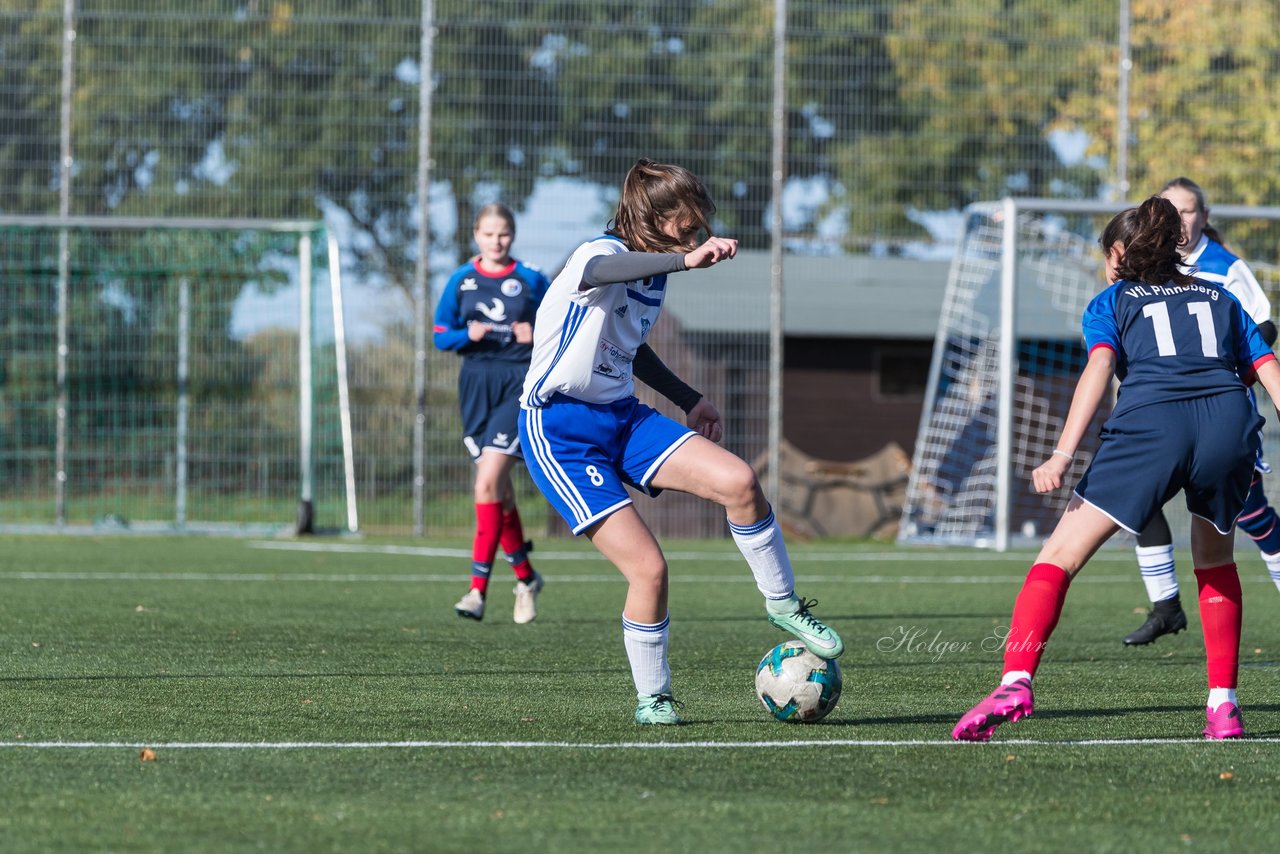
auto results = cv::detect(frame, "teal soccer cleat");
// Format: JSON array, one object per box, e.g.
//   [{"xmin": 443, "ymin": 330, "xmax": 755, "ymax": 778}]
[
  {"xmin": 766, "ymin": 597, "xmax": 844, "ymax": 659},
  {"xmin": 634, "ymin": 693, "xmax": 684, "ymax": 725}
]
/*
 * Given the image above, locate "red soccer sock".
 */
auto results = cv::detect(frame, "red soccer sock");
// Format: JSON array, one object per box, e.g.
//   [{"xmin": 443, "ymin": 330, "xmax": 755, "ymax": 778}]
[
  {"xmin": 1003, "ymin": 563, "xmax": 1072, "ymax": 677},
  {"xmin": 470, "ymin": 502, "xmax": 504, "ymax": 594},
  {"xmin": 500, "ymin": 506, "xmax": 536, "ymax": 581},
  {"xmin": 1195, "ymin": 563, "xmax": 1242, "ymax": 689}
]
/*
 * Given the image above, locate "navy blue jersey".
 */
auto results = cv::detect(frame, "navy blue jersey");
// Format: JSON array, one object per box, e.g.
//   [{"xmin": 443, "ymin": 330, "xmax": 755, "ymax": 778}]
[
  {"xmin": 433, "ymin": 259, "xmax": 551, "ymax": 364},
  {"xmin": 1082, "ymin": 278, "xmax": 1274, "ymax": 418}
]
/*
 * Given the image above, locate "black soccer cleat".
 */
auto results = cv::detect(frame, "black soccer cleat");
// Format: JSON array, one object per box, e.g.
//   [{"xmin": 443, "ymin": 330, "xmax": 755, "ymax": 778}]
[{"xmin": 1123, "ymin": 601, "xmax": 1188, "ymax": 645}]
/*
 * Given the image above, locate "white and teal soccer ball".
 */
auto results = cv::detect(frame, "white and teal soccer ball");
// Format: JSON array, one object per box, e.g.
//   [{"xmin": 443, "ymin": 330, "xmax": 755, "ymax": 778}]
[{"xmin": 755, "ymin": 640, "xmax": 842, "ymax": 723}]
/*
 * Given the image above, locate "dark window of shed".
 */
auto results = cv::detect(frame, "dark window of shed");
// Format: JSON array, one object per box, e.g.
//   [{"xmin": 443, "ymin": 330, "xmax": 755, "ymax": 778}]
[{"xmin": 875, "ymin": 345, "xmax": 931, "ymax": 400}]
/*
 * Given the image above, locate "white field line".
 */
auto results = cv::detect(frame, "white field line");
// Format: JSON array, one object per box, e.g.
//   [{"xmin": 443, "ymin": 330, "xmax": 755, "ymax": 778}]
[
  {"xmin": 0, "ymin": 570, "xmax": 1218, "ymax": 584},
  {"xmin": 248, "ymin": 541, "xmax": 1131, "ymax": 563},
  {"xmin": 0, "ymin": 738, "xmax": 1278, "ymax": 750}
]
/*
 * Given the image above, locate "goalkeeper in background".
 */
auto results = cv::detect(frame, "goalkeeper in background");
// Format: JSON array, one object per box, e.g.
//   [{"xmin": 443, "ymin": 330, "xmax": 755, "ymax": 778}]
[{"xmin": 1123, "ymin": 177, "xmax": 1280, "ymax": 645}]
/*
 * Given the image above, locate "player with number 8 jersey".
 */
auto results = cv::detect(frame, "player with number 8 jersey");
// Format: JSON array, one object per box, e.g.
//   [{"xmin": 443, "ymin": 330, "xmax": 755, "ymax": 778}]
[{"xmin": 518, "ymin": 159, "xmax": 844, "ymax": 725}]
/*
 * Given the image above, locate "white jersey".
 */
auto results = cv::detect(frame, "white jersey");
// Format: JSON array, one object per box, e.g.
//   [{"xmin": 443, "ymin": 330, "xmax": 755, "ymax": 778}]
[
  {"xmin": 1184, "ymin": 234, "xmax": 1271, "ymax": 325},
  {"xmin": 522, "ymin": 235, "xmax": 670, "ymax": 408}
]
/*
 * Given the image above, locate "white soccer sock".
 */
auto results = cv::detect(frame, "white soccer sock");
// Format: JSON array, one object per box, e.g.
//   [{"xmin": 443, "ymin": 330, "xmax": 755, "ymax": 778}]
[
  {"xmin": 1135, "ymin": 544, "xmax": 1179, "ymax": 603},
  {"xmin": 729, "ymin": 508, "xmax": 796, "ymax": 607},
  {"xmin": 1208, "ymin": 687, "xmax": 1237, "ymax": 710},
  {"xmin": 622, "ymin": 613, "xmax": 671, "ymax": 699},
  {"xmin": 1262, "ymin": 550, "xmax": 1280, "ymax": 593},
  {"xmin": 1001, "ymin": 670, "xmax": 1032, "ymax": 686}
]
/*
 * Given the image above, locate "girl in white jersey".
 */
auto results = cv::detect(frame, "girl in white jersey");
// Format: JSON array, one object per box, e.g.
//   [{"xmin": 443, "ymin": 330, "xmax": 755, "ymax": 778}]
[{"xmin": 518, "ymin": 159, "xmax": 844, "ymax": 725}]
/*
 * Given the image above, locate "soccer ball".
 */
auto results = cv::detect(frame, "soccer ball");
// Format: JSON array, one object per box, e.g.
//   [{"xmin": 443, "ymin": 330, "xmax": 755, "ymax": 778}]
[{"xmin": 755, "ymin": 640, "xmax": 842, "ymax": 723}]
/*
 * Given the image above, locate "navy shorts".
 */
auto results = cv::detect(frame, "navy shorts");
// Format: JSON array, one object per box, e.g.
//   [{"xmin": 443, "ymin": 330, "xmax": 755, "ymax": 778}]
[
  {"xmin": 518, "ymin": 394, "xmax": 695, "ymax": 534},
  {"xmin": 458, "ymin": 360, "xmax": 526, "ymax": 460},
  {"xmin": 1075, "ymin": 392, "xmax": 1264, "ymax": 534}
]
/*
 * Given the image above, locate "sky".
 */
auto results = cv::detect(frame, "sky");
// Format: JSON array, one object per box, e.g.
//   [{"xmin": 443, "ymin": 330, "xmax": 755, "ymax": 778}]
[
  {"xmin": 228, "ymin": 177, "xmax": 612, "ymax": 343},
  {"xmin": 225, "ymin": 165, "xmax": 1007, "ymax": 345}
]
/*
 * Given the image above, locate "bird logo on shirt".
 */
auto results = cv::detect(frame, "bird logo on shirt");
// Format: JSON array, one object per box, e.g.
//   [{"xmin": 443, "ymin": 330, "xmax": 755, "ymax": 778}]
[{"xmin": 475, "ymin": 299, "xmax": 508, "ymax": 322}]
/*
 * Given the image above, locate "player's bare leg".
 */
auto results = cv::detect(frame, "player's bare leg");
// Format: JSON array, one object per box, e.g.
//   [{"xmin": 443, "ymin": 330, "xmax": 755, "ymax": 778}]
[{"xmin": 586, "ymin": 507, "xmax": 681, "ymax": 724}]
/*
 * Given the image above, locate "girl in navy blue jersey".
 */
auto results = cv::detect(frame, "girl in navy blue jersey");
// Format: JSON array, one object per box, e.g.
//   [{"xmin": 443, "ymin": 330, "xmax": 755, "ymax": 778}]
[
  {"xmin": 434, "ymin": 203, "xmax": 551, "ymax": 624},
  {"xmin": 953, "ymin": 196, "xmax": 1280, "ymax": 741},
  {"xmin": 1123, "ymin": 177, "xmax": 1280, "ymax": 646}
]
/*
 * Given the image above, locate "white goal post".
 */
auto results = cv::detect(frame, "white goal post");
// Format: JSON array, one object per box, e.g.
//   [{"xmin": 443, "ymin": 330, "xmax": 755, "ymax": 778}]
[
  {"xmin": 0, "ymin": 214, "xmax": 358, "ymax": 535},
  {"xmin": 899, "ymin": 197, "xmax": 1280, "ymax": 551}
]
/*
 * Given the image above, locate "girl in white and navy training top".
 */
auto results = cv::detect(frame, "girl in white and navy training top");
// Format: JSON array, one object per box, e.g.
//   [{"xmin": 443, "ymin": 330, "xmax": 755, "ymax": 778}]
[{"xmin": 518, "ymin": 159, "xmax": 844, "ymax": 725}]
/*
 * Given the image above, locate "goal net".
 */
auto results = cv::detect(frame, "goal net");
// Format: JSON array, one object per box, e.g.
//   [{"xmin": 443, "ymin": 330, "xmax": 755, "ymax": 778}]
[
  {"xmin": 0, "ymin": 216, "xmax": 357, "ymax": 535},
  {"xmin": 899, "ymin": 199, "xmax": 1280, "ymax": 550}
]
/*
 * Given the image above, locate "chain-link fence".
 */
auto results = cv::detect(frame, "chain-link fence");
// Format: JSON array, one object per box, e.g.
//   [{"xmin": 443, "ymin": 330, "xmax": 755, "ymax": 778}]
[{"xmin": 4, "ymin": 1, "xmax": 1280, "ymax": 536}]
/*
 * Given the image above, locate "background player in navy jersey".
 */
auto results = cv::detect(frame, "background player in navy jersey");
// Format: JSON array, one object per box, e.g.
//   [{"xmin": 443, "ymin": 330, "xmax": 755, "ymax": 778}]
[
  {"xmin": 952, "ymin": 196, "xmax": 1280, "ymax": 741},
  {"xmin": 1124, "ymin": 177, "xmax": 1280, "ymax": 645},
  {"xmin": 518, "ymin": 159, "xmax": 843, "ymax": 725},
  {"xmin": 434, "ymin": 203, "xmax": 551, "ymax": 624}
]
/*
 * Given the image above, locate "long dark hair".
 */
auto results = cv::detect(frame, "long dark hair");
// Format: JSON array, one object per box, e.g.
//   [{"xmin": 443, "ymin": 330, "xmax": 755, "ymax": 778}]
[
  {"xmin": 608, "ymin": 158, "xmax": 716, "ymax": 252},
  {"xmin": 1100, "ymin": 196, "xmax": 1197, "ymax": 288},
  {"xmin": 1161, "ymin": 176, "xmax": 1225, "ymax": 246}
]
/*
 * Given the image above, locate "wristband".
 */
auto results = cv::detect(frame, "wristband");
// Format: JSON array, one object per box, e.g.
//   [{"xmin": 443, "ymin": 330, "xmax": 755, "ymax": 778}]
[{"xmin": 1051, "ymin": 449, "xmax": 1074, "ymax": 461}]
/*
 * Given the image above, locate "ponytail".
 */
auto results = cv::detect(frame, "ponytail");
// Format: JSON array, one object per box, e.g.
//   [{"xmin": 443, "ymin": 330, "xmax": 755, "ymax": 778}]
[{"xmin": 1100, "ymin": 196, "xmax": 1196, "ymax": 288}]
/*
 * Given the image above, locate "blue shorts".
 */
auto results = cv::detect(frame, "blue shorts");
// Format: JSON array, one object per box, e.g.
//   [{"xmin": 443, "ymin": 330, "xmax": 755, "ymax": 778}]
[
  {"xmin": 1076, "ymin": 393, "xmax": 1263, "ymax": 534},
  {"xmin": 518, "ymin": 394, "xmax": 696, "ymax": 534},
  {"xmin": 458, "ymin": 360, "xmax": 525, "ymax": 460}
]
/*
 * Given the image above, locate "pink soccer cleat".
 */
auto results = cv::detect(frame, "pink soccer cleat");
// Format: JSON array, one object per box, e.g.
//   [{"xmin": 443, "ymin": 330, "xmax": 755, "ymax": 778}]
[
  {"xmin": 952, "ymin": 678, "xmax": 1035, "ymax": 741},
  {"xmin": 1203, "ymin": 703, "xmax": 1244, "ymax": 739}
]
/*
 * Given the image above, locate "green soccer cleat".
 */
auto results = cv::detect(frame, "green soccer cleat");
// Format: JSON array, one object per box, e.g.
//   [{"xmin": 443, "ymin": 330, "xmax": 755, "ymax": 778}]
[
  {"xmin": 634, "ymin": 693, "xmax": 684, "ymax": 725},
  {"xmin": 767, "ymin": 597, "xmax": 844, "ymax": 659}
]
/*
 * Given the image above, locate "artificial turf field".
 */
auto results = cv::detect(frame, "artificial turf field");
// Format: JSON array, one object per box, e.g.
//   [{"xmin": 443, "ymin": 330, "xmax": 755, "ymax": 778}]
[{"xmin": 2, "ymin": 534, "xmax": 1280, "ymax": 852}]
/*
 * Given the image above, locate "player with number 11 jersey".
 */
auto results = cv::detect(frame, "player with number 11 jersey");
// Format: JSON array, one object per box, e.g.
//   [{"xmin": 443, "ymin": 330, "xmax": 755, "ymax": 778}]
[
  {"xmin": 1078, "ymin": 277, "xmax": 1274, "ymax": 533},
  {"xmin": 1083, "ymin": 279, "xmax": 1273, "ymax": 420}
]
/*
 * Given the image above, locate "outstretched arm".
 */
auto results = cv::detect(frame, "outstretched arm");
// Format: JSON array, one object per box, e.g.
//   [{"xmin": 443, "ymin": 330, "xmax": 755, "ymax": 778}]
[
  {"xmin": 1031, "ymin": 346, "xmax": 1116, "ymax": 493},
  {"xmin": 580, "ymin": 236, "xmax": 738, "ymax": 288}
]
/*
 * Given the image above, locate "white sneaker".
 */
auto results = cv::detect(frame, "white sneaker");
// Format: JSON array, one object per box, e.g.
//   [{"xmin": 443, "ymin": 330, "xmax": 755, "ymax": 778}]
[
  {"xmin": 454, "ymin": 588, "xmax": 485, "ymax": 621},
  {"xmin": 513, "ymin": 572, "xmax": 543, "ymax": 624}
]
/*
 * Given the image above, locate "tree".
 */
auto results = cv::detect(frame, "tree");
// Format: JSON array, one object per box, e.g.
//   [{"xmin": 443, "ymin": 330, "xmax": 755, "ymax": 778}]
[
  {"xmin": 827, "ymin": 0, "xmax": 1107, "ymax": 247},
  {"xmin": 1057, "ymin": 0, "xmax": 1280, "ymax": 254}
]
